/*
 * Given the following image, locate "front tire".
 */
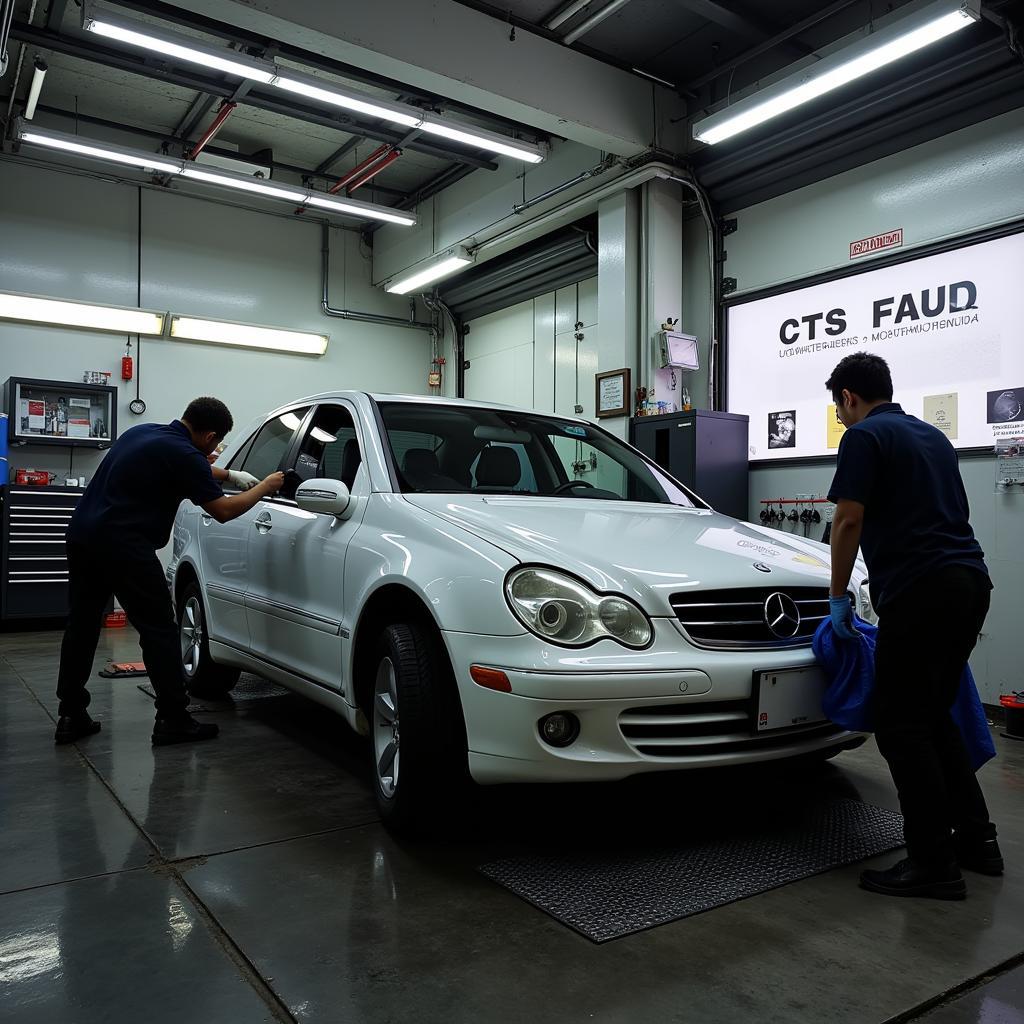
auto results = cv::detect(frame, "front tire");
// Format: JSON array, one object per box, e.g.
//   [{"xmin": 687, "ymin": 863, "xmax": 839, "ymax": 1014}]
[
  {"xmin": 368, "ymin": 622, "xmax": 467, "ymax": 834},
  {"xmin": 177, "ymin": 581, "xmax": 240, "ymax": 698}
]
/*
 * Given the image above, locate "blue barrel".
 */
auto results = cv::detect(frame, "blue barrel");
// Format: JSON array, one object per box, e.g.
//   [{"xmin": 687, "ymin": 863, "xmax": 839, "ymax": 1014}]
[{"xmin": 0, "ymin": 413, "xmax": 8, "ymax": 486}]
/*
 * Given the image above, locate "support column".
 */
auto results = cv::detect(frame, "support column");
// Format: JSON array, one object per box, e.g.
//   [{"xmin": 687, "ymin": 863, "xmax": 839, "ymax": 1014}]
[{"xmin": 596, "ymin": 189, "xmax": 639, "ymax": 441}]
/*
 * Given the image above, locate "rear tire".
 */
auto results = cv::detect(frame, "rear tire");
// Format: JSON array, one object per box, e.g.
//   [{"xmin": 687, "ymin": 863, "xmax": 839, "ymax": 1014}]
[
  {"xmin": 177, "ymin": 581, "xmax": 240, "ymax": 698},
  {"xmin": 367, "ymin": 621, "xmax": 467, "ymax": 835}
]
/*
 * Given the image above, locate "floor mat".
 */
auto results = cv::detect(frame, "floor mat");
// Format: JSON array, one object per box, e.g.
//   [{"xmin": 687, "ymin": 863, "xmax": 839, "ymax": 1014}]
[
  {"xmin": 479, "ymin": 798, "xmax": 904, "ymax": 943},
  {"xmin": 136, "ymin": 673, "xmax": 290, "ymax": 710}
]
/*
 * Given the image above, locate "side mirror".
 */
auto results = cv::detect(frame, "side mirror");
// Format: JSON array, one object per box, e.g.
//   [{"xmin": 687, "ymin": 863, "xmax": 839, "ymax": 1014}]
[{"xmin": 295, "ymin": 478, "xmax": 352, "ymax": 519}]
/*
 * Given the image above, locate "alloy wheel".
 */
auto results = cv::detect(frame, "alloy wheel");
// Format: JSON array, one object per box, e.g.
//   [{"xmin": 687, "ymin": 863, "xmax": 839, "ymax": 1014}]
[
  {"xmin": 373, "ymin": 657, "xmax": 400, "ymax": 799},
  {"xmin": 180, "ymin": 596, "xmax": 203, "ymax": 679}
]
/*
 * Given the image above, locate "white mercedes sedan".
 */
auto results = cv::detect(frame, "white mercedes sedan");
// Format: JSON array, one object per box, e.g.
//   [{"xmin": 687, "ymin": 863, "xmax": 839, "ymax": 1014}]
[{"xmin": 168, "ymin": 393, "xmax": 871, "ymax": 830}]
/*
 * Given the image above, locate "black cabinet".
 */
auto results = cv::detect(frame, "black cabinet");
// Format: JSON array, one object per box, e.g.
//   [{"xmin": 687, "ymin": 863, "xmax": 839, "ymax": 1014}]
[
  {"xmin": 630, "ymin": 409, "xmax": 749, "ymax": 519},
  {"xmin": 1, "ymin": 485, "xmax": 82, "ymax": 620}
]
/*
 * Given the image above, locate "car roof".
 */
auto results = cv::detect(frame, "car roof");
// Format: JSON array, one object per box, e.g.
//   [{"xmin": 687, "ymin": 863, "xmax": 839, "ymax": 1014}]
[{"xmin": 293, "ymin": 391, "xmax": 560, "ymax": 415}]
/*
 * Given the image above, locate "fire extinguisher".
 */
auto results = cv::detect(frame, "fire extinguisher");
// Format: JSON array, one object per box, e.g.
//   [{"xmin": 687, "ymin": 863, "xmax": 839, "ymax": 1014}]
[{"xmin": 122, "ymin": 341, "xmax": 134, "ymax": 382}]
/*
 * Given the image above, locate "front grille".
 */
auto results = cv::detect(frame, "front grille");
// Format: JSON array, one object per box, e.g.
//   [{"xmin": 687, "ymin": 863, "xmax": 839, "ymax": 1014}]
[
  {"xmin": 619, "ymin": 699, "xmax": 844, "ymax": 759},
  {"xmin": 669, "ymin": 586, "xmax": 830, "ymax": 650}
]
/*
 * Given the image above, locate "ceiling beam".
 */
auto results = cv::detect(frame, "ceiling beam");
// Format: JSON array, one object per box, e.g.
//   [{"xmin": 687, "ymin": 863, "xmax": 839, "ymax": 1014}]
[
  {"xmin": 681, "ymin": 0, "xmax": 859, "ymax": 93},
  {"xmin": 672, "ymin": 0, "xmax": 775, "ymax": 39},
  {"xmin": 7, "ymin": 21, "xmax": 500, "ymax": 168},
  {"xmin": 45, "ymin": 0, "xmax": 69, "ymax": 32}
]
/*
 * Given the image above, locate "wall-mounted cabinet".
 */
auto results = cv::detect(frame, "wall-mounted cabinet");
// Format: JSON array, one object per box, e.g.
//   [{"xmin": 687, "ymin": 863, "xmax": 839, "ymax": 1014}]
[{"xmin": 4, "ymin": 377, "xmax": 118, "ymax": 449}]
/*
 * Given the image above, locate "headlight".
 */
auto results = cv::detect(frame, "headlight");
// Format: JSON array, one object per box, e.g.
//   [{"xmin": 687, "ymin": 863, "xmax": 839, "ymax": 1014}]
[
  {"xmin": 857, "ymin": 579, "xmax": 878, "ymax": 625},
  {"xmin": 505, "ymin": 568, "xmax": 653, "ymax": 648}
]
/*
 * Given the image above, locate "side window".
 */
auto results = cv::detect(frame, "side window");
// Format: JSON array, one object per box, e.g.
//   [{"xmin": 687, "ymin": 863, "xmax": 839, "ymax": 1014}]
[
  {"xmin": 241, "ymin": 407, "xmax": 310, "ymax": 480},
  {"xmin": 226, "ymin": 431, "xmax": 257, "ymax": 471},
  {"xmin": 295, "ymin": 405, "xmax": 362, "ymax": 489}
]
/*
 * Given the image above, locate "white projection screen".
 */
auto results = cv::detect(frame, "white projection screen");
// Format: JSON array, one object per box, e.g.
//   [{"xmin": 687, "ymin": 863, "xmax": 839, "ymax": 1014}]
[{"xmin": 726, "ymin": 230, "xmax": 1024, "ymax": 462}]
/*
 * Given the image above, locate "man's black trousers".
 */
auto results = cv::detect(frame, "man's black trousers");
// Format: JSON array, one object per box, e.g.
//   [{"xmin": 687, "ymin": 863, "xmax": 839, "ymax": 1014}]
[
  {"xmin": 57, "ymin": 542, "xmax": 189, "ymax": 719},
  {"xmin": 874, "ymin": 565, "xmax": 994, "ymax": 865}
]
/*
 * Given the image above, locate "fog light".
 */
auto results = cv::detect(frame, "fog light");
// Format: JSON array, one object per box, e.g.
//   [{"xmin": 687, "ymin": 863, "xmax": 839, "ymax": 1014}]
[{"xmin": 538, "ymin": 712, "xmax": 580, "ymax": 748}]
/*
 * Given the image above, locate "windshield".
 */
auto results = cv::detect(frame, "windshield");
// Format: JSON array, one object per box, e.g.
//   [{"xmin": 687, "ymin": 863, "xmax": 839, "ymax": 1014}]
[{"xmin": 377, "ymin": 402, "xmax": 702, "ymax": 507}]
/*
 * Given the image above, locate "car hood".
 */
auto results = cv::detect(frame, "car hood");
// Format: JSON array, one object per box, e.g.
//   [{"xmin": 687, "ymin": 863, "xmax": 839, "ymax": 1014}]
[{"xmin": 402, "ymin": 495, "xmax": 834, "ymax": 615}]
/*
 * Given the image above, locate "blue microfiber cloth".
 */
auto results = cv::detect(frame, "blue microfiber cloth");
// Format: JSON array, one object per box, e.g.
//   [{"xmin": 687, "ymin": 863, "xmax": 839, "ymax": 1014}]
[{"xmin": 812, "ymin": 618, "xmax": 995, "ymax": 771}]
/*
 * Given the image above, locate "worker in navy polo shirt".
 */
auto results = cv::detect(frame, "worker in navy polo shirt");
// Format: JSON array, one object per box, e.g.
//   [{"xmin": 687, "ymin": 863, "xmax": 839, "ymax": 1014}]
[
  {"xmin": 825, "ymin": 353, "xmax": 1001, "ymax": 899},
  {"xmin": 54, "ymin": 397, "xmax": 284, "ymax": 747}
]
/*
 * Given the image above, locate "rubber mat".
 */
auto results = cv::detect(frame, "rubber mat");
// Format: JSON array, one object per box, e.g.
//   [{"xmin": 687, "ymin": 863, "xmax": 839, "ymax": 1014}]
[
  {"xmin": 480, "ymin": 798, "xmax": 904, "ymax": 943},
  {"xmin": 136, "ymin": 673, "xmax": 290, "ymax": 710}
]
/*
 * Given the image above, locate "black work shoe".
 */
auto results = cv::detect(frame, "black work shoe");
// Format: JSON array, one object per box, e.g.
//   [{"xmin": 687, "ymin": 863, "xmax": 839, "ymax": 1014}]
[
  {"xmin": 152, "ymin": 714, "xmax": 219, "ymax": 746},
  {"xmin": 54, "ymin": 713, "xmax": 101, "ymax": 745},
  {"xmin": 956, "ymin": 836, "xmax": 1004, "ymax": 876},
  {"xmin": 860, "ymin": 858, "xmax": 966, "ymax": 900}
]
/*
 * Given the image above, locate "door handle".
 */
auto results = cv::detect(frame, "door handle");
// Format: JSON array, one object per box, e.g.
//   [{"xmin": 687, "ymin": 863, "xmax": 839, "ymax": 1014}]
[
  {"xmin": 254, "ymin": 511, "xmax": 273, "ymax": 535},
  {"xmin": 200, "ymin": 513, "xmax": 213, "ymax": 526}
]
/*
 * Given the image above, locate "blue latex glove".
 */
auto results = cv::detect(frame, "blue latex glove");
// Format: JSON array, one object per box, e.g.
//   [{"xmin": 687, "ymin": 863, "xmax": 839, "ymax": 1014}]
[{"xmin": 829, "ymin": 594, "xmax": 861, "ymax": 640}]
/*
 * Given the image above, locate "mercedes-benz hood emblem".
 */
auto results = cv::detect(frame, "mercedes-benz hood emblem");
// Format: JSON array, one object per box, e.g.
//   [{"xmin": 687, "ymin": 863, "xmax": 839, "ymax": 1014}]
[{"xmin": 763, "ymin": 592, "xmax": 801, "ymax": 639}]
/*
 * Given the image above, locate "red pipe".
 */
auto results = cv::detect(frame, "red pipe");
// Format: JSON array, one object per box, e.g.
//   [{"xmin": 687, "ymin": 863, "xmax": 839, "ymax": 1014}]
[
  {"xmin": 346, "ymin": 149, "xmax": 400, "ymax": 192},
  {"xmin": 188, "ymin": 101, "xmax": 237, "ymax": 160},
  {"xmin": 328, "ymin": 144, "xmax": 392, "ymax": 194}
]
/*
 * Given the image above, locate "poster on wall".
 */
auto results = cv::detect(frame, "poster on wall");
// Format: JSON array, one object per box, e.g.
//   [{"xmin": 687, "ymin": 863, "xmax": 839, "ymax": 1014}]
[{"xmin": 726, "ymin": 230, "xmax": 1024, "ymax": 460}]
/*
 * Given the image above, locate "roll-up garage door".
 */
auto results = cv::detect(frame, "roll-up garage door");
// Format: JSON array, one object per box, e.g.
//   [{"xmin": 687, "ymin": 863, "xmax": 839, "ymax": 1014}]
[{"xmin": 439, "ymin": 226, "xmax": 596, "ymax": 322}]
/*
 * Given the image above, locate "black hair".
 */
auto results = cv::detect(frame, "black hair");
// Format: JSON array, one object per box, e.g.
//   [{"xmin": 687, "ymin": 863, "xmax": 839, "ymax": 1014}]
[
  {"xmin": 182, "ymin": 397, "xmax": 233, "ymax": 438},
  {"xmin": 825, "ymin": 353, "xmax": 893, "ymax": 405}
]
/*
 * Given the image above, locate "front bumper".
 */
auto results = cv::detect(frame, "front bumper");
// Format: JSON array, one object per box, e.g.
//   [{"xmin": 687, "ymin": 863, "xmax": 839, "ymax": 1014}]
[{"xmin": 443, "ymin": 620, "xmax": 862, "ymax": 785}]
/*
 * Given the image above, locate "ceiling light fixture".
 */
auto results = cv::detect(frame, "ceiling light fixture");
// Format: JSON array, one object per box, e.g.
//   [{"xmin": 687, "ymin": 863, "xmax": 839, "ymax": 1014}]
[
  {"xmin": 14, "ymin": 122, "xmax": 418, "ymax": 226},
  {"xmin": 0, "ymin": 290, "xmax": 166, "ymax": 335},
  {"xmin": 385, "ymin": 247, "xmax": 475, "ymax": 295},
  {"xmin": 180, "ymin": 166, "xmax": 307, "ymax": 202},
  {"xmin": 417, "ymin": 119, "xmax": 545, "ymax": 163},
  {"xmin": 170, "ymin": 316, "xmax": 329, "ymax": 355},
  {"xmin": 83, "ymin": 11, "xmax": 277, "ymax": 83},
  {"xmin": 79, "ymin": 8, "xmax": 547, "ymax": 164},
  {"xmin": 272, "ymin": 72, "xmax": 422, "ymax": 128},
  {"xmin": 16, "ymin": 124, "xmax": 181, "ymax": 174},
  {"xmin": 692, "ymin": 0, "xmax": 981, "ymax": 145}
]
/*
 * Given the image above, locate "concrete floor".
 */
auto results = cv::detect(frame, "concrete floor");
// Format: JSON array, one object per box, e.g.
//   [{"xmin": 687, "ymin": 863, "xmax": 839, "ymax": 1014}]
[{"xmin": 2, "ymin": 626, "xmax": 1022, "ymax": 1024}]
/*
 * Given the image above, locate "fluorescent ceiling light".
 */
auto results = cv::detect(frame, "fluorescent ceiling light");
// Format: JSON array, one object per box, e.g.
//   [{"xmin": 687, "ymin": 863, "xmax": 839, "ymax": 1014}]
[
  {"xmin": 14, "ymin": 122, "xmax": 417, "ymax": 226},
  {"xmin": 0, "ymin": 291, "xmax": 165, "ymax": 335},
  {"xmin": 170, "ymin": 316, "xmax": 329, "ymax": 355},
  {"xmin": 692, "ymin": 0, "xmax": 980, "ymax": 145},
  {"xmin": 303, "ymin": 191, "xmax": 417, "ymax": 226},
  {"xmin": 181, "ymin": 166, "xmax": 306, "ymax": 202},
  {"xmin": 385, "ymin": 247, "xmax": 474, "ymax": 295},
  {"xmin": 17, "ymin": 125, "xmax": 181, "ymax": 174},
  {"xmin": 78, "ymin": 10, "xmax": 545, "ymax": 164},
  {"xmin": 84, "ymin": 13, "xmax": 277, "ymax": 83},
  {"xmin": 417, "ymin": 120, "xmax": 545, "ymax": 163},
  {"xmin": 272, "ymin": 74, "xmax": 422, "ymax": 128}
]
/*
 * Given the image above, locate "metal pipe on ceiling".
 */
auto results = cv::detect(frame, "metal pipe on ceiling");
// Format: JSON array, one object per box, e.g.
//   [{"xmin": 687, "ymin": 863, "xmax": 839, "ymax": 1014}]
[
  {"xmin": 188, "ymin": 100, "xmax": 236, "ymax": 159},
  {"xmin": 23, "ymin": 55, "xmax": 47, "ymax": 119},
  {"xmin": 544, "ymin": 0, "xmax": 596, "ymax": 30},
  {"xmin": 3, "ymin": 0, "xmax": 39, "ymax": 125},
  {"xmin": 321, "ymin": 222, "xmax": 433, "ymax": 331},
  {"xmin": 562, "ymin": 0, "xmax": 635, "ymax": 45},
  {"xmin": 347, "ymin": 149, "xmax": 400, "ymax": 192}
]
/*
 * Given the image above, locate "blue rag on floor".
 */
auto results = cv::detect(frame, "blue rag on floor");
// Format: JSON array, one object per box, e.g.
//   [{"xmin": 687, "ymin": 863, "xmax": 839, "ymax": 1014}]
[{"xmin": 812, "ymin": 619, "xmax": 995, "ymax": 771}]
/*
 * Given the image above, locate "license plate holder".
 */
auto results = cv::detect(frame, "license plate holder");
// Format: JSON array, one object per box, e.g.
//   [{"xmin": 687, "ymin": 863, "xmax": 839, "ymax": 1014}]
[{"xmin": 754, "ymin": 666, "xmax": 829, "ymax": 733}]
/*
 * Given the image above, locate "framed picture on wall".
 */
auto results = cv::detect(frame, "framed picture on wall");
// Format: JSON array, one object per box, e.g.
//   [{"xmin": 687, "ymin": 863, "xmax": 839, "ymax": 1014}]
[{"xmin": 595, "ymin": 368, "xmax": 631, "ymax": 419}]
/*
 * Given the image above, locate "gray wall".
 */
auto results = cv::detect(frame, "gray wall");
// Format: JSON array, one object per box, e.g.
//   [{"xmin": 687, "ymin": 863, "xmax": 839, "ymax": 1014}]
[
  {"xmin": 725, "ymin": 109, "xmax": 1024, "ymax": 704},
  {"xmin": 0, "ymin": 159, "xmax": 438, "ymax": 484}
]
